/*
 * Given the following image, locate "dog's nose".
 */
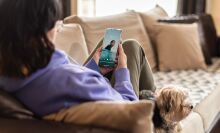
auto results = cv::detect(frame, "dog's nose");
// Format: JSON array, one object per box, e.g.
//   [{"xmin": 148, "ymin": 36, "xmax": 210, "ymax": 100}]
[{"xmin": 190, "ymin": 105, "xmax": 193, "ymax": 109}]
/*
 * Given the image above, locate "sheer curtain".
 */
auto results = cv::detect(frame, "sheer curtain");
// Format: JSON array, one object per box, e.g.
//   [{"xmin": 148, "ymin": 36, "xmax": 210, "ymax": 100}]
[
  {"xmin": 77, "ymin": 0, "xmax": 96, "ymax": 17},
  {"xmin": 77, "ymin": 0, "xmax": 178, "ymax": 17}
]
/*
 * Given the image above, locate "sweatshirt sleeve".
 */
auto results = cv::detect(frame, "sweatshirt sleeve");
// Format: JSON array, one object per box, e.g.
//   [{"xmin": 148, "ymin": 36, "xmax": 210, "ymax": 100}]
[
  {"xmin": 61, "ymin": 65, "xmax": 138, "ymax": 102},
  {"xmin": 114, "ymin": 68, "xmax": 138, "ymax": 101},
  {"xmin": 84, "ymin": 59, "xmax": 100, "ymax": 73}
]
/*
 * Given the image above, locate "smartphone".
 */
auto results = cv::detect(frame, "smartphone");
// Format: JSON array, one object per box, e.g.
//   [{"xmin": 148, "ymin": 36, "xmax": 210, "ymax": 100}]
[{"xmin": 99, "ymin": 28, "xmax": 122, "ymax": 68}]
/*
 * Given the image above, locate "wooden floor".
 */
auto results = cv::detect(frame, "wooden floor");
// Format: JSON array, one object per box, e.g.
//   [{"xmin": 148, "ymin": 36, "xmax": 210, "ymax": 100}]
[{"xmin": 210, "ymin": 118, "xmax": 220, "ymax": 133}]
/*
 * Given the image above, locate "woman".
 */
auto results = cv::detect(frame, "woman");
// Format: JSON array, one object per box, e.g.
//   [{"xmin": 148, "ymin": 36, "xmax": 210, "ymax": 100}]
[
  {"xmin": 0, "ymin": 0, "xmax": 155, "ymax": 117},
  {"xmin": 105, "ymin": 40, "xmax": 116, "ymax": 51}
]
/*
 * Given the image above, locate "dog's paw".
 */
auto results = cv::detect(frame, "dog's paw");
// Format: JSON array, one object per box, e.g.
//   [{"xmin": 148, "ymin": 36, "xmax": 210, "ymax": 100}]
[
  {"xmin": 139, "ymin": 90, "xmax": 155, "ymax": 100},
  {"xmin": 176, "ymin": 122, "xmax": 182, "ymax": 132}
]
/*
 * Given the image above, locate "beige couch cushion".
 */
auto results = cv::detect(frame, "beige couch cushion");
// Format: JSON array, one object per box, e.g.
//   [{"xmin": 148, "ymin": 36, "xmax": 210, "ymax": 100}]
[
  {"xmin": 44, "ymin": 100, "xmax": 154, "ymax": 133},
  {"xmin": 180, "ymin": 112, "xmax": 204, "ymax": 133},
  {"xmin": 139, "ymin": 5, "xmax": 168, "ymax": 43},
  {"xmin": 153, "ymin": 23, "xmax": 207, "ymax": 71},
  {"xmin": 54, "ymin": 23, "xmax": 89, "ymax": 64},
  {"xmin": 64, "ymin": 11, "xmax": 157, "ymax": 70}
]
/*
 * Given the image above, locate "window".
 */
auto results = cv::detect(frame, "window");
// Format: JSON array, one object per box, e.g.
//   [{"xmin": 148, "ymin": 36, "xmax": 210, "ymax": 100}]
[{"xmin": 77, "ymin": 0, "xmax": 178, "ymax": 17}]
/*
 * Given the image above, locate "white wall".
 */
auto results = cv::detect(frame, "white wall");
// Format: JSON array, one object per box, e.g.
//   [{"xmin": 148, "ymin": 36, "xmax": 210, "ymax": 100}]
[{"xmin": 76, "ymin": 0, "xmax": 178, "ymax": 17}]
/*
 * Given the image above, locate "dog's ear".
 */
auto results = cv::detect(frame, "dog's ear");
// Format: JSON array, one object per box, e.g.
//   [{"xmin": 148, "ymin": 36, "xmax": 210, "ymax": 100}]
[
  {"xmin": 165, "ymin": 92, "xmax": 176, "ymax": 113},
  {"xmin": 165, "ymin": 100, "xmax": 172, "ymax": 113},
  {"xmin": 165, "ymin": 103, "xmax": 170, "ymax": 112}
]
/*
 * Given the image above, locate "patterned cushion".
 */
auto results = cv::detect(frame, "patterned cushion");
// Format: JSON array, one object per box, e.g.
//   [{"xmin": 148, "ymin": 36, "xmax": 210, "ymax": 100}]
[
  {"xmin": 152, "ymin": 58, "xmax": 220, "ymax": 132},
  {"xmin": 153, "ymin": 58, "xmax": 220, "ymax": 107}
]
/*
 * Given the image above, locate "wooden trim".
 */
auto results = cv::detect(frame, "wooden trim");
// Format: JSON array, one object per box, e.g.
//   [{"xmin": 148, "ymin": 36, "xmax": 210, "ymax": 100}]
[
  {"xmin": 209, "ymin": 0, "xmax": 220, "ymax": 35},
  {"xmin": 71, "ymin": 0, "xmax": 78, "ymax": 15}
]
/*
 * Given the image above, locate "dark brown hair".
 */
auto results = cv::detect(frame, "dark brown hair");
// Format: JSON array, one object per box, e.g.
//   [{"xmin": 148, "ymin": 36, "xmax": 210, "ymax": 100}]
[{"xmin": 0, "ymin": 0, "xmax": 62, "ymax": 78}]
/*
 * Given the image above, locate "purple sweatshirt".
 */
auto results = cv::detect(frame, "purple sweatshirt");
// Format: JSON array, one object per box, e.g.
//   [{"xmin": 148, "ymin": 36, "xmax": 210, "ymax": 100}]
[{"xmin": 0, "ymin": 50, "xmax": 138, "ymax": 116}]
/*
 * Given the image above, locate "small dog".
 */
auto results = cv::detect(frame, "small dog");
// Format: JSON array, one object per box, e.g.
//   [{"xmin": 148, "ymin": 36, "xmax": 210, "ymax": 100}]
[{"xmin": 153, "ymin": 86, "xmax": 193, "ymax": 133}]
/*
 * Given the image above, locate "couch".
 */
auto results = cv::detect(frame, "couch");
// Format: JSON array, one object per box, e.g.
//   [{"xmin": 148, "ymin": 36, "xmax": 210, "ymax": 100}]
[
  {"xmin": 0, "ymin": 5, "xmax": 220, "ymax": 133},
  {"xmin": 57, "ymin": 5, "xmax": 220, "ymax": 133}
]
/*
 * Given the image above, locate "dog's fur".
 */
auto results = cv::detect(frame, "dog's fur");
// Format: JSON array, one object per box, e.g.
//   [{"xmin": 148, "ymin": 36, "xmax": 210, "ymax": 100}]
[{"xmin": 153, "ymin": 86, "xmax": 193, "ymax": 133}]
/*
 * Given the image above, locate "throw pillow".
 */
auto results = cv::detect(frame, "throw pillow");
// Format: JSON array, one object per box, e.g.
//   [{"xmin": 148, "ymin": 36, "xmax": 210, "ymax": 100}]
[
  {"xmin": 158, "ymin": 14, "xmax": 219, "ymax": 57},
  {"xmin": 54, "ymin": 23, "xmax": 89, "ymax": 65},
  {"xmin": 44, "ymin": 100, "xmax": 154, "ymax": 133},
  {"xmin": 158, "ymin": 15, "xmax": 213, "ymax": 65},
  {"xmin": 63, "ymin": 11, "xmax": 157, "ymax": 70},
  {"xmin": 139, "ymin": 5, "xmax": 169, "ymax": 42},
  {"xmin": 153, "ymin": 23, "xmax": 207, "ymax": 71}
]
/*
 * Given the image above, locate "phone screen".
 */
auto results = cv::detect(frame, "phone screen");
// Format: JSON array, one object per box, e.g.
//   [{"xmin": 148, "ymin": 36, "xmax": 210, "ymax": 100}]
[{"xmin": 99, "ymin": 28, "xmax": 122, "ymax": 68}]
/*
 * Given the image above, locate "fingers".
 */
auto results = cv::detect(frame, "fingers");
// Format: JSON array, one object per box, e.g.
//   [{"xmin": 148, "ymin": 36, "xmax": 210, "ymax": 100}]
[
  {"xmin": 118, "ymin": 44, "xmax": 124, "ymax": 54},
  {"xmin": 106, "ymin": 68, "xmax": 114, "ymax": 72},
  {"xmin": 100, "ymin": 67, "xmax": 114, "ymax": 75},
  {"xmin": 116, "ymin": 43, "xmax": 127, "ymax": 69},
  {"xmin": 96, "ymin": 47, "xmax": 102, "ymax": 52},
  {"xmin": 93, "ymin": 47, "xmax": 102, "ymax": 65}
]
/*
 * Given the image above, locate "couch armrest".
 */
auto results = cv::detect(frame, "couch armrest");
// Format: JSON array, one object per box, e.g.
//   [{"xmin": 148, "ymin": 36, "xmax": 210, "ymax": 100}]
[
  {"xmin": 0, "ymin": 118, "xmax": 122, "ymax": 133},
  {"xmin": 0, "ymin": 89, "xmax": 35, "ymax": 120}
]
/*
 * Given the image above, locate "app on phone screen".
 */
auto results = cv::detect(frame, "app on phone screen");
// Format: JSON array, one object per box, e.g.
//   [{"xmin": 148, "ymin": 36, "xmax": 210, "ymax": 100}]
[{"xmin": 99, "ymin": 28, "xmax": 122, "ymax": 68}]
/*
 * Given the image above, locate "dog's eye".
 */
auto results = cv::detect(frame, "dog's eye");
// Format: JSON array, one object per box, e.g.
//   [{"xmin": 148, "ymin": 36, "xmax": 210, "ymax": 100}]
[{"xmin": 181, "ymin": 104, "xmax": 193, "ymax": 109}]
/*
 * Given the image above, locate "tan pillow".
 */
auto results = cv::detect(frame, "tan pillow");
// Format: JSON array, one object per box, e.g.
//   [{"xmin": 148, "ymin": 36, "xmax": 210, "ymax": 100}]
[
  {"xmin": 54, "ymin": 23, "xmax": 89, "ymax": 64},
  {"xmin": 44, "ymin": 100, "xmax": 154, "ymax": 133},
  {"xmin": 139, "ymin": 5, "xmax": 168, "ymax": 41},
  {"xmin": 64, "ymin": 11, "xmax": 157, "ymax": 70},
  {"xmin": 153, "ymin": 23, "xmax": 207, "ymax": 71}
]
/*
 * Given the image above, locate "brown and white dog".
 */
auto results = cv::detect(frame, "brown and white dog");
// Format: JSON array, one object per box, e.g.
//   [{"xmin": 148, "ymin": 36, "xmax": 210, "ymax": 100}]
[{"xmin": 153, "ymin": 86, "xmax": 193, "ymax": 133}]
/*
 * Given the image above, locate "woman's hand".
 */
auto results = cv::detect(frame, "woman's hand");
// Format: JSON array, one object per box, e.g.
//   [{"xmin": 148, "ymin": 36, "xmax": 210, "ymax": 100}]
[
  {"xmin": 93, "ymin": 47, "xmax": 102, "ymax": 65},
  {"xmin": 93, "ymin": 47, "xmax": 114, "ymax": 75},
  {"xmin": 116, "ymin": 44, "xmax": 127, "ymax": 70},
  {"xmin": 93, "ymin": 43, "xmax": 127, "ymax": 74}
]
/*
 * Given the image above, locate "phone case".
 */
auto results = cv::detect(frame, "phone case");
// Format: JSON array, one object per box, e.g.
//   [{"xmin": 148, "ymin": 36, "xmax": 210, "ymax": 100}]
[{"xmin": 99, "ymin": 28, "xmax": 122, "ymax": 68}]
